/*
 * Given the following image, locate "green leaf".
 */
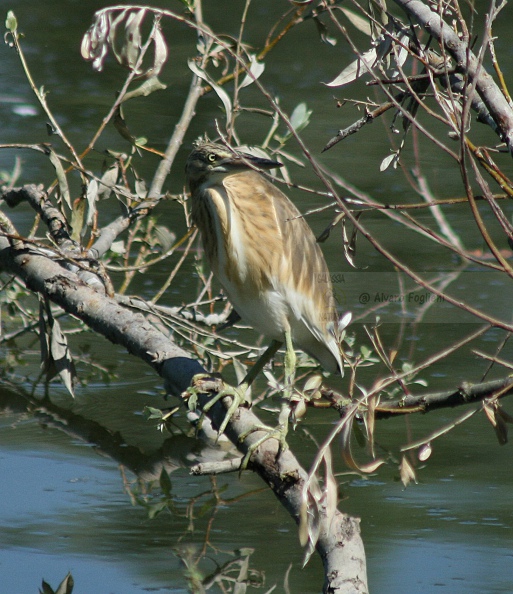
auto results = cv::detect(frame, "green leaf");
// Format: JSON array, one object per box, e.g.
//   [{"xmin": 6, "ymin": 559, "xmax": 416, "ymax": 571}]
[
  {"xmin": 187, "ymin": 392, "xmax": 198, "ymax": 411},
  {"xmin": 147, "ymin": 500, "xmax": 168, "ymax": 519},
  {"xmin": 55, "ymin": 572, "xmax": 74, "ymax": 594},
  {"xmin": 122, "ymin": 76, "xmax": 167, "ymax": 102},
  {"xmin": 50, "ymin": 316, "xmax": 77, "ymax": 398},
  {"xmin": 239, "ymin": 54, "xmax": 265, "ymax": 89},
  {"xmin": 159, "ymin": 468, "xmax": 172, "ymax": 496},
  {"xmin": 144, "ymin": 406, "xmax": 164, "ymax": 420},
  {"xmin": 360, "ymin": 345, "xmax": 372, "ymax": 359},
  {"xmin": 325, "ymin": 48, "xmax": 378, "ymax": 87},
  {"xmin": 188, "ymin": 59, "xmax": 232, "ymax": 121},
  {"xmin": 84, "ymin": 178, "xmax": 99, "ymax": 227},
  {"xmin": 114, "ymin": 106, "xmax": 136, "ymax": 143},
  {"xmin": 134, "ymin": 136, "xmax": 148, "ymax": 147},
  {"xmin": 98, "ymin": 164, "xmax": 119, "ymax": 200},
  {"xmin": 47, "ymin": 149, "xmax": 72, "ymax": 210},
  {"xmin": 339, "ymin": 7, "xmax": 372, "ymax": 36},
  {"xmin": 290, "ymin": 102, "xmax": 312, "ymax": 133},
  {"xmin": 39, "ymin": 579, "xmax": 55, "ymax": 594},
  {"xmin": 5, "ymin": 10, "xmax": 17, "ymax": 33},
  {"xmin": 154, "ymin": 225, "xmax": 176, "ymax": 252}
]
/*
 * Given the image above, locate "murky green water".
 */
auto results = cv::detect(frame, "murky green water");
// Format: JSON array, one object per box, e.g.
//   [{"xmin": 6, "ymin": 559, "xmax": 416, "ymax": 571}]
[{"xmin": 1, "ymin": 1, "xmax": 513, "ymax": 592}]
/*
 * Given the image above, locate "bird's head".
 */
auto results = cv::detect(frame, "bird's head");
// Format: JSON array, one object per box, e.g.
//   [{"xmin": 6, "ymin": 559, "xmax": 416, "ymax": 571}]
[{"xmin": 185, "ymin": 139, "xmax": 282, "ymax": 190}]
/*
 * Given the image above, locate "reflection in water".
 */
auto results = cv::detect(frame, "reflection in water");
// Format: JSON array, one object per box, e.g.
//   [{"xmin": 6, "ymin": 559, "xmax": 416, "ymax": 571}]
[
  {"xmin": 0, "ymin": 385, "xmax": 271, "ymax": 592},
  {"xmin": 2, "ymin": 0, "xmax": 513, "ymax": 592}
]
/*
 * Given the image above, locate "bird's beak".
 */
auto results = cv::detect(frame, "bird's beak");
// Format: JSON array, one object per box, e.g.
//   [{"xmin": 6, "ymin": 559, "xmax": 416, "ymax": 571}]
[{"xmin": 223, "ymin": 152, "xmax": 283, "ymax": 171}]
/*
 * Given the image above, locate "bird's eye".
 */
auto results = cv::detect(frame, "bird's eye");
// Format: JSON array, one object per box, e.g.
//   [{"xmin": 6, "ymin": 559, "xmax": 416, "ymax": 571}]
[{"xmin": 207, "ymin": 153, "xmax": 216, "ymax": 163}]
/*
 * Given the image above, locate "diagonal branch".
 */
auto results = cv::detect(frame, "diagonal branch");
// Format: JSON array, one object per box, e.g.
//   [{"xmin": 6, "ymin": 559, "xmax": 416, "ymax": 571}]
[
  {"xmin": 0, "ymin": 225, "xmax": 367, "ymax": 594},
  {"xmin": 393, "ymin": 0, "xmax": 513, "ymax": 154}
]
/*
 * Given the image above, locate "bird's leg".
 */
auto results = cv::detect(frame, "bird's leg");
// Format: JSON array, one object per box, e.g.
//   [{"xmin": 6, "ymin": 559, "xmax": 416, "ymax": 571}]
[
  {"xmin": 238, "ymin": 329, "xmax": 296, "ymax": 469},
  {"xmin": 283, "ymin": 328, "xmax": 296, "ymax": 401},
  {"xmin": 187, "ymin": 340, "xmax": 283, "ymax": 439}
]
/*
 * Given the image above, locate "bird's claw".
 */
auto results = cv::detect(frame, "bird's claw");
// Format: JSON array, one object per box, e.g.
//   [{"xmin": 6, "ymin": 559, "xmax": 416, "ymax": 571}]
[
  {"xmin": 182, "ymin": 374, "xmax": 250, "ymax": 440},
  {"xmin": 238, "ymin": 414, "xmax": 290, "ymax": 471}
]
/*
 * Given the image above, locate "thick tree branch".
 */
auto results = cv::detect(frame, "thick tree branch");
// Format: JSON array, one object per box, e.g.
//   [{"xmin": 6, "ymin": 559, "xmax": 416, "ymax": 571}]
[
  {"xmin": 333, "ymin": 377, "xmax": 513, "ymax": 419},
  {"xmin": 0, "ymin": 229, "xmax": 368, "ymax": 594},
  {"xmin": 393, "ymin": 0, "xmax": 513, "ymax": 154}
]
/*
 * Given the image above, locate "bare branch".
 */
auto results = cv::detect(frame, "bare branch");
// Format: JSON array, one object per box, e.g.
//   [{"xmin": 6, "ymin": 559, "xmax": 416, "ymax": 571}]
[
  {"xmin": 0, "ymin": 226, "xmax": 367, "ymax": 594},
  {"xmin": 393, "ymin": 0, "xmax": 513, "ymax": 153}
]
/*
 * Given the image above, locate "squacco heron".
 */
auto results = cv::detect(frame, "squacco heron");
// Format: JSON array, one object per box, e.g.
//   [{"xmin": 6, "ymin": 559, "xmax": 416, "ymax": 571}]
[{"xmin": 185, "ymin": 139, "xmax": 345, "ymax": 455}]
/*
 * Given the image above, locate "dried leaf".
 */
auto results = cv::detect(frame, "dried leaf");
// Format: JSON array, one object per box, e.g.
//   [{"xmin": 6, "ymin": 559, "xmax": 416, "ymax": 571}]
[
  {"xmin": 302, "ymin": 516, "xmax": 321, "ymax": 566},
  {"xmin": 81, "ymin": 11, "xmax": 111, "ymax": 71},
  {"xmin": 148, "ymin": 23, "xmax": 168, "ymax": 78},
  {"xmin": 418, "ymin": 442, "xmax": 432, "ymax": 461},
  {"xmin": 483, "ymin": 402, "xmax": 496, "ymax": 426},
  {"xmin": 293, "ymin": 398, "xmax": 307, "ymax": 419},
  {"xmin": 338, "ymin": 311, "xmax": 352, "ymax": 334},
  {"xmin": 298, "ymin": 499, "xmax": 309, "ymax": 547},
  {"xmin": 85, "ymin": 179, "xmax": 99, "ymax": 227},
  {"xmin": 484, "ymin": 402, "xmax": 508, "ymax": 445},
  {"xmin": 70, "ymin": 198, "xmax": 86, "ymax": 243},
  {"xmin": 389, "ymin": 348, "xmax": 398, "ymax": 364},
  {"xmin": 108, "ymin": 9, "xmax": 130, "ymax": 65},
  {"xmin": 304, "ymin": 374, "xmax": 323, "ymax": 393},
  {"xmin": 323, "ymin": 448, "xmax": 338, "ymax": 532},
  {"xmin": 340, "ymin": 414, "xmax": 385, "ymax": 473},
  {"xmin": 399, "ymin": 455, "xmax": 417, "ymax": 488},
  {"xmin": 121, "ymin": 9, "xmax": 145, "ymax": 70},
  {"xmin": 299, "ymin": 475, "xmax": 322, "ymax": 566},
  {"xmin": 366, "ymin": 394, "xmax": 378, "ymax": 457}
]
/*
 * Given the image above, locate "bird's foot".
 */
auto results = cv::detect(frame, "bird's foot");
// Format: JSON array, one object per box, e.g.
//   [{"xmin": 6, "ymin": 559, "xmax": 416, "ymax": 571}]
[
  {"xmin": 182, "ymin": 374, "xmax": 250, "ymax": 439},
  {"xmin": 238, "ymin": 405, "xmax": 290, "ymax": 470}
]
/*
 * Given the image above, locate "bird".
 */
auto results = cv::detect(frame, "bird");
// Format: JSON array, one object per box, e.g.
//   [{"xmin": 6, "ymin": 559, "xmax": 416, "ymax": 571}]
[{"xmin": 185, "ymin": 139, "xmax": 346, "ymax": 458}]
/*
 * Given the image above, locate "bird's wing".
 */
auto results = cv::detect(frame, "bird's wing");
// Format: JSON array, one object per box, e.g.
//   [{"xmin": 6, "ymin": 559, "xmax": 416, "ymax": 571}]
[{"xmin": 270, "ymin": 185, "xmax": 343, "ymax": 373}]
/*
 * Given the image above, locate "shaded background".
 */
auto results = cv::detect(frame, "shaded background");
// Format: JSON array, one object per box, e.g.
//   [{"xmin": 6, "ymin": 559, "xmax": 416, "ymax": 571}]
[{"xmin": 1, "ymin": 1, "xmax": 513, "ymax": 592}]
